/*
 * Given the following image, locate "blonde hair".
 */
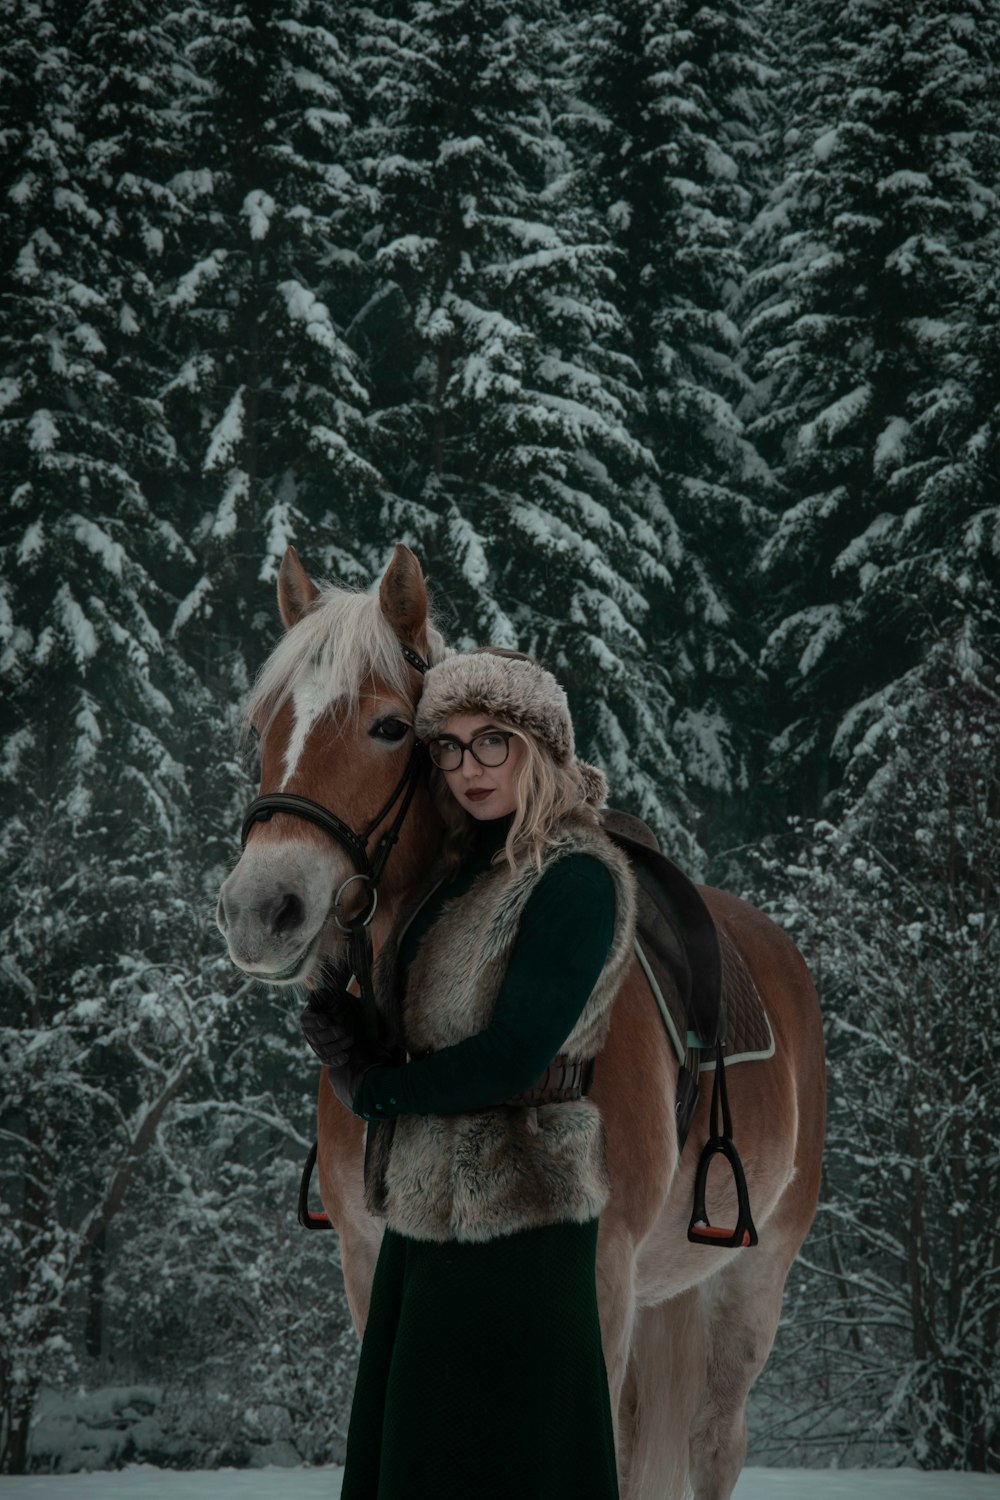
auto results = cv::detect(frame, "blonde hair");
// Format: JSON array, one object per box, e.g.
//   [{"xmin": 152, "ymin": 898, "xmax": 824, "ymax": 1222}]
[{"xmin": 432, "ymin": 724, "xmax": 598, "ymax": 873}]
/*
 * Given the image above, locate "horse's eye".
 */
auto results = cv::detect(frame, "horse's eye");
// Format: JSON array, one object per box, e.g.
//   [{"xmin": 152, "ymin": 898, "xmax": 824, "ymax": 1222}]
[{"xmin": 372, "ymin": 717, "xmax": 410, "ymax": 742}]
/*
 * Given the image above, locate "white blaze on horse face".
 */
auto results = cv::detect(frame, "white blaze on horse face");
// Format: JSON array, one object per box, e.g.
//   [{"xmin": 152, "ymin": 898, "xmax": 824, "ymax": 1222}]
[{"xmin": 280, "ymin": 667, "xmax": 334, "ymax": 789}]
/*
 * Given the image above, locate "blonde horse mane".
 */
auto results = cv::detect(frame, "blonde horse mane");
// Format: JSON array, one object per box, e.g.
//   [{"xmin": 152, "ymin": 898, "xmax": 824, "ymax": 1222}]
[{"xmin": 246, "ymin": 584, "xmax": 449, "ymax": 729}]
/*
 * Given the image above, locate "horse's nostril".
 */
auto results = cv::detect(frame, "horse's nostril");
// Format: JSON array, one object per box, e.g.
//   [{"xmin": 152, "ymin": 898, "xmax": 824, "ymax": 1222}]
[{"xmin": 272, "ymin": 892, "xmax": 305, "ymax": 935}]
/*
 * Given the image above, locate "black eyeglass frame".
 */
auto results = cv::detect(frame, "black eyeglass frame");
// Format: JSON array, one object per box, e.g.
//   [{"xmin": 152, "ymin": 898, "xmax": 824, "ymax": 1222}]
[{"xmin": 427, "ymin": 730, "xmax": 515, "ymax": 771}]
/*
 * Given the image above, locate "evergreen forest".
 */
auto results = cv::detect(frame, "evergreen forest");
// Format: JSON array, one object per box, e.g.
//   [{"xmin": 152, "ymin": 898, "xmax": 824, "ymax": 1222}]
[{"xmin": 1, "ymin": 0, "xmax": 998, "ymax": 1477}]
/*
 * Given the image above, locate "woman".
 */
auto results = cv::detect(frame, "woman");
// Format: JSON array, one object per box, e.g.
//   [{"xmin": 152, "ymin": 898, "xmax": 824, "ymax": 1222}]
[{"xmin": 301, "ymin": 649, "xmax": 637, "ymax": 1500}]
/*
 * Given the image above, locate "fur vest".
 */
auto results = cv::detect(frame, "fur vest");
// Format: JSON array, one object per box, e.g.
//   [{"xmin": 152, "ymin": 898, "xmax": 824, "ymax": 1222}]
[{"xmin": 364, "ymin": 817, "xmax": 637, "ymax": 1243}]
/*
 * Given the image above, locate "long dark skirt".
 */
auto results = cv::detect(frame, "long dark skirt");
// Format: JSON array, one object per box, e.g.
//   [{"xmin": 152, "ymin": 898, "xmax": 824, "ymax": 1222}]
[{"xmin": 340, "ymin": 1216, "xmax": 620, "ymax": 1500}]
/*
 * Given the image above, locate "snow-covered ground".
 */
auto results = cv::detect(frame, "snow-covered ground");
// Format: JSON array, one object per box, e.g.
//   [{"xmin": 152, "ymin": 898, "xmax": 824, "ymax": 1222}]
[{"xmin": 1, "ymin": 1467, "xmax": 997, "ymax": 1498}]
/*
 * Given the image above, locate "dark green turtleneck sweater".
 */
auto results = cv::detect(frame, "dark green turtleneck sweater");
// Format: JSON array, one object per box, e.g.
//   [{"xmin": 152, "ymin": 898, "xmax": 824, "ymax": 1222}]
[{"xmin": 352, "ymin": 815, "xmax": 616, "ymax": 1119}]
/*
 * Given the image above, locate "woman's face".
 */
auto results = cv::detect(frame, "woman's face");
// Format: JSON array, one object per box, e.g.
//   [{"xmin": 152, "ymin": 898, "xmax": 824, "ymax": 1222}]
[{"xmin": 434, "ymin": 713, "xmax": 524, "ymax": 820}]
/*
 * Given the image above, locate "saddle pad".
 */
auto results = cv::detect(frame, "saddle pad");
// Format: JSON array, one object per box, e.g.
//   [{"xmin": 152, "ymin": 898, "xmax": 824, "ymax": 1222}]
[
  {"xmin": 634, "ymin": 928, "xmax": 774, "ymax": 1071},
  {"xmin": 700, "ymin": 932, "xmax": 775, "ymax": 1070}
]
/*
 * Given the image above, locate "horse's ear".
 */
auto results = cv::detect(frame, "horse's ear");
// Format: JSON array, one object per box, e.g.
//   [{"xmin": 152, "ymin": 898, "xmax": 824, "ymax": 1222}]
[
  {"xmin": 379, "ymin": 544, "xmax": 428, "ymax": 643},
  {"xmin": 277, "ymin": 547, "xmax": 319, "ymax": 629}
]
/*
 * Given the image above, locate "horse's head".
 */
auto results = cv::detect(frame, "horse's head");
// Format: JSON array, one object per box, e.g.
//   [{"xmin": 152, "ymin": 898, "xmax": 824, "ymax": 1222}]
[{"xmin": 216, "ymin": 544, "xmax": 447, "ymax": 985}]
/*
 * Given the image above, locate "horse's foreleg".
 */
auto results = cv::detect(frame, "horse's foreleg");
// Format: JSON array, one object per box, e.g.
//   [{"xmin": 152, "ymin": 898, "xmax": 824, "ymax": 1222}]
[
  {"xmin": 595, "ymin": 1220, "xmax": 639, "ymax": 1477},
  {"xmin": 595, "ymin": 962, "xmax": 681, "ymax": 1493},
  {"xmin": 316, "ymin": 1077, "xmax": 384, "ymax": 1337},
  {"xmin": 336, "ymin": 1213, "xmax": 384, "ymax": 1337}
]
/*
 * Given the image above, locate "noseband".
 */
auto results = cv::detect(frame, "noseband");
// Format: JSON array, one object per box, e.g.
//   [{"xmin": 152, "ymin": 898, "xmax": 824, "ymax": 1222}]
[{"xmin": 239, "ymin": 643, "xmax": 430, "ymax": 939}]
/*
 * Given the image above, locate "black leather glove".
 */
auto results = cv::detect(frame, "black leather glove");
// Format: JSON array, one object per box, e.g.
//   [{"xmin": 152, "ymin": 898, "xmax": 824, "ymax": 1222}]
[
  {"xmin": 299, "ymin": 990, "xmax": 396, "ymax": 1113},
  {"xmin": 299, "ymin": 987, "xmax": 359, "ymax": 1067}
]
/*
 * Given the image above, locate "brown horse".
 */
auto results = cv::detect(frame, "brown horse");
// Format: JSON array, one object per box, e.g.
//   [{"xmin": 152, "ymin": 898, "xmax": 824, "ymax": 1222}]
[{"xmin": 217, "ymin": 543, "xmax": 826, "ymax": 1500}]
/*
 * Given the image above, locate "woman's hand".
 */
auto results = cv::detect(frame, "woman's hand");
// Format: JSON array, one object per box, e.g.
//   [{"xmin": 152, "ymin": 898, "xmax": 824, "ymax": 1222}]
[
  {"xmin": 300, "ymin": 988, "xmax": 358, "ymax": 1068},
  {"xmin": 299, "ymin": 990, "xmax": 396, "ymax": 1113}
]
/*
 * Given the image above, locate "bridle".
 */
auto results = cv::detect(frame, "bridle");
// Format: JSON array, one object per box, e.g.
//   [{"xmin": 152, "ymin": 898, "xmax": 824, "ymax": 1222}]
[{"xmin": 239, "ymin": 641, "xmax": 431, "ymax": 1034}]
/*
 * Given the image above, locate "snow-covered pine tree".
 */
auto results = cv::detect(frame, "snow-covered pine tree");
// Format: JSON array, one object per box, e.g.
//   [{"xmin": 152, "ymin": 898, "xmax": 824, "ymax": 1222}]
[
  {"xmin": 353, "ymin": 0, "xmax": 698, "ymax": 857},
  {"xmin": 741, "ymin": 6, "xmax": 1000, "ymax": 1451},
  {"xmin": 0, "ymin": 0, "xmax": 188, "ymax": 891},
  {"xmin": 751, "ymin": 629, "xmax": 1000, "ymax": 1470},
  {"xmin": 98, "ymin": 996, "xmax": 361, "ymax": 1467},
  {"xmin": 165, "ymin": 0, "xmax": 382, "ymax": 657},
  {"xmin": 742, "ymin": 0, "xmax": 1000, "ymax": 820},
  {"xmin": 570, "ymin": 0, "xmax": 776, "ymax": 849},
  {"xmin": 0, "ymin": 3, "xmax": 251, "ymax": 1468}
]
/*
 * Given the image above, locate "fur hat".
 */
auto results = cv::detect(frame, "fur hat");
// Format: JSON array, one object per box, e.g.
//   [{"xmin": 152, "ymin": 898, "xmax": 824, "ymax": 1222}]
[
  {"xmin": 415, "ymin": 649, "xmax": 608, "ymax": 806},
  {"xmin": 416, "ymin": 649, "xmax": 574, "ymax": 761}
]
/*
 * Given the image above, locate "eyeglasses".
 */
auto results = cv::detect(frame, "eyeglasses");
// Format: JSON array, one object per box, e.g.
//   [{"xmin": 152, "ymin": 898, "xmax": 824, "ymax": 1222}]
[{"xmin": 428, "ymin": 731, "xmax": 514, "ymax": 771}]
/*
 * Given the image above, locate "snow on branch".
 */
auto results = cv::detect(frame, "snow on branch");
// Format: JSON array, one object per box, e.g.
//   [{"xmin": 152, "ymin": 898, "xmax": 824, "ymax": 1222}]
[{"xmin": 797, "ymin": 384, "xmax": 871, "ymax": 452}]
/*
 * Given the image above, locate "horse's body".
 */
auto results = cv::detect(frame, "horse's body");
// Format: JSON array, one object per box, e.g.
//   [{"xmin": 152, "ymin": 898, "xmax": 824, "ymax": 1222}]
[{"xmin": 218, "ymin": 545, "xmax": 825, "ymax": 1500}]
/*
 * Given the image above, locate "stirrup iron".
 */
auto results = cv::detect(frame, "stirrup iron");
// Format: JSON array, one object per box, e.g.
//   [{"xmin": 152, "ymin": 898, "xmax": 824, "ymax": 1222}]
[{"xmin": 687, "ymin": 1040, "xmax": 758, "ymax": 1249}]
